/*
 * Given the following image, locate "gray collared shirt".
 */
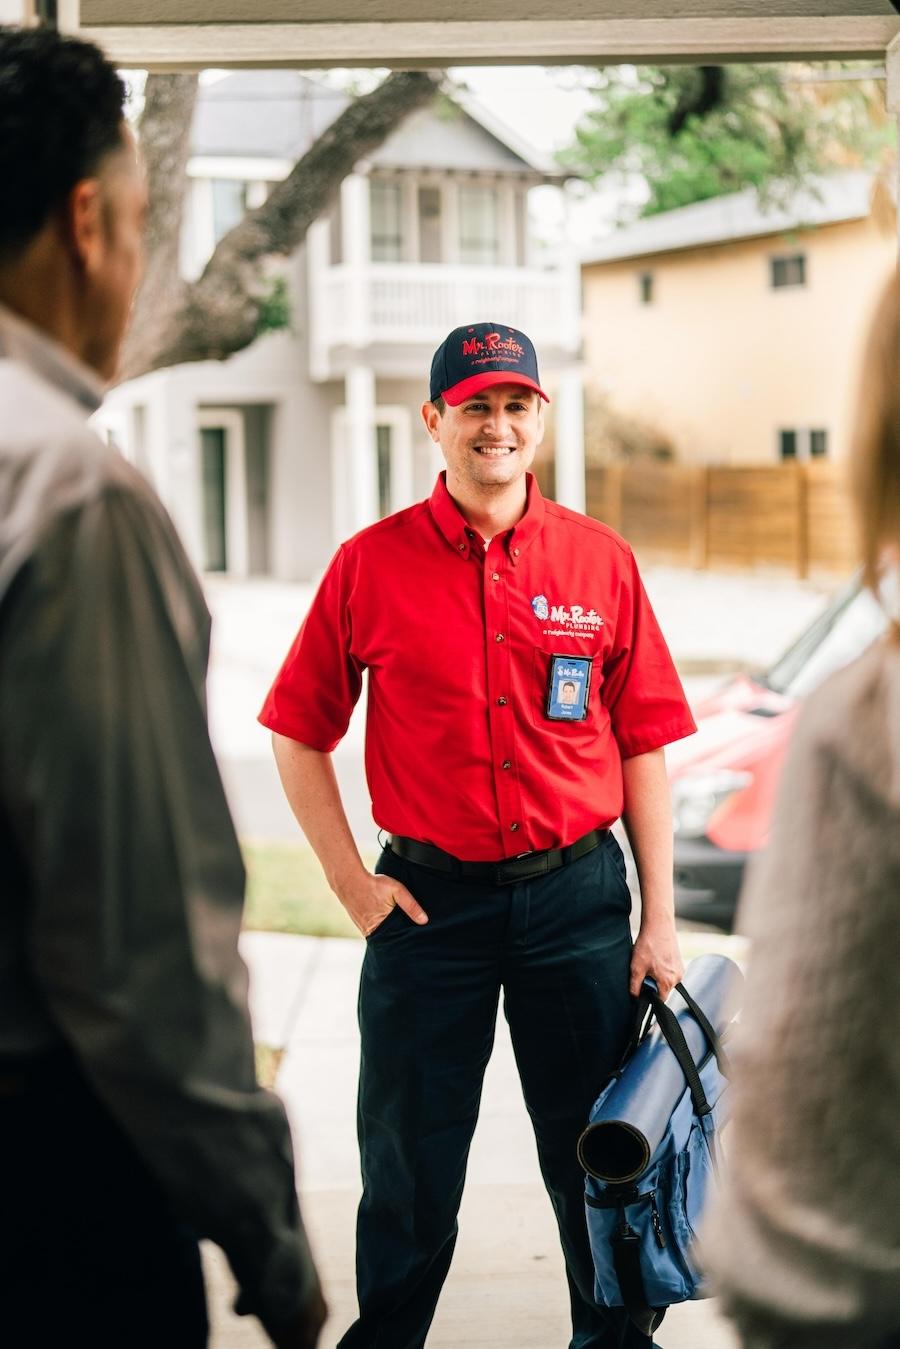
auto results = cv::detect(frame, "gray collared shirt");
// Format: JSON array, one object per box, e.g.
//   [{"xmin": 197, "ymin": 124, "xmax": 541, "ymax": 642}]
[{"xmin": 0, "ymin": 304, "xmax": 317, "ymax": 1328}]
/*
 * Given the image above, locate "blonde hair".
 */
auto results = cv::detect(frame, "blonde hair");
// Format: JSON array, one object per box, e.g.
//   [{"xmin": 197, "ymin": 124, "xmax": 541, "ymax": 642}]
[{"xmin": 852, "ymin": 268, "xmax": 900, "ymax": 592}]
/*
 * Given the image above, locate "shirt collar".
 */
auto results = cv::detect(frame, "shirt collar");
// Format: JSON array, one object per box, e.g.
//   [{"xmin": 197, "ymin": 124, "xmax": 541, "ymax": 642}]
[
  {"xmin": 428, "ymin": 470, "xmax": 546, "ymax": 565},
  {"xmin": 0, "ymin": 302, "xmax": 104, "ymax": 417}
]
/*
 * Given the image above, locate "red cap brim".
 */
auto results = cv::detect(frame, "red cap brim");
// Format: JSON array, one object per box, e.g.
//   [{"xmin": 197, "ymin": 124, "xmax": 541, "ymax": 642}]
[{"xmin": 441, "ymin": 371, "xmax": 550, "ymax": 407}]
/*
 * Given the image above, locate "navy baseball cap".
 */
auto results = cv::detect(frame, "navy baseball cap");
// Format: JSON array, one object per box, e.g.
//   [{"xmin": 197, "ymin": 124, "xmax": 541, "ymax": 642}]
[{"xmin": 429, "ymin": 322, "xmax": 550, "ymax": 406}]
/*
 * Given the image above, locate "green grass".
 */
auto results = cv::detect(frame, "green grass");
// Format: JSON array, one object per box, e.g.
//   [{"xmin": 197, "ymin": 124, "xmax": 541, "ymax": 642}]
[{"xmin": 242, "ymin": 839, "xmax": 368, "ymax": 939}]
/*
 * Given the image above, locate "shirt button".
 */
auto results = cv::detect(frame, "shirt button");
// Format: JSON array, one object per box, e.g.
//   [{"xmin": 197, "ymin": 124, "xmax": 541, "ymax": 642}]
[
  {"xmin": 491, "ymin": 572, "xmax": 500, "ymax": 581},
  {"xmin": 510, "ymin": 822, "xmax": 520, "ymax": 832},
  {"xmin": 458, "ymin": 543, "xmax": 466, "ymax": 552},
  {"xmin": 497, "ymin": 697, "xmax": 508, "ymax": 706},
  {"xmin": 495, "ymin": 632, "xmax": 505, "ymax": 642},
  {"xmin": 502, "ymin": 760, "xmax": 511, "ymax": 770},
  {"xmin": 513, "ymin": 547, "xmax": 520, "ymax": 556}
]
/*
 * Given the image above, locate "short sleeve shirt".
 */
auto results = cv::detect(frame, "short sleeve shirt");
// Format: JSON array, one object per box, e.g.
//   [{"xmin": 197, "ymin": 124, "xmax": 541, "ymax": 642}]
[{"xmin": 260, "ymin": 473, "xmax": 696, "ymax": 861}]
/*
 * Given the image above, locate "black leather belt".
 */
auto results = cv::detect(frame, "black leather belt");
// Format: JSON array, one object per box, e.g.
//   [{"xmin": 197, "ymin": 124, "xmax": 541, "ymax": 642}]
[{"xmin": 387, "ymin": 827, "xmax": 608, "ymax": 886}]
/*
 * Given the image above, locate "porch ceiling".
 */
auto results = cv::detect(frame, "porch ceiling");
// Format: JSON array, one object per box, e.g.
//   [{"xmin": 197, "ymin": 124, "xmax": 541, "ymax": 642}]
[{"xmin": 74, "ymin": 2, "xmax": 900, "ymax": 69}]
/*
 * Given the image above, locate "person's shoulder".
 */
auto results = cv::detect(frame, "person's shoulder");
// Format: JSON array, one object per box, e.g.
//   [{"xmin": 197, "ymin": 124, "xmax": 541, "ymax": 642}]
[
  {"xmin": 802, "ymin": 637, "xmax": 898, "ymax": 728},
  {"xmin": 340, "ymin": 500, "xmax": 431, "ymax": 556},
  {"xmin": 0, "ymin": 362, "xmax": 174, "ymax": 576},
  {"xmin": 793, "ymin": 636, "xmax": 900, "ymax": 787},
  {"xmin": 0, "ymin": 359, "xmax": 133, "ymax": 495},
  {"xmin": 542, "ymin": 499, "xmax": 633, "ymax": 559}
]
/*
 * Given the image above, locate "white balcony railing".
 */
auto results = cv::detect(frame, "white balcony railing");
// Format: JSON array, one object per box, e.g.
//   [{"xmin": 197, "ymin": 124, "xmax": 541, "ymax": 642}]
[{"xmin": 310, "ymin": 260, "xmax": 579, "ymax": 376}]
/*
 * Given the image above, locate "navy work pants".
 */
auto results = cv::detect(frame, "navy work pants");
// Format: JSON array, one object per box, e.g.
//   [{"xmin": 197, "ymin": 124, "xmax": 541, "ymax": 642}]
[{"xmin": 337, "ymin": 833, "xmax": 651, "ymax": 1349}]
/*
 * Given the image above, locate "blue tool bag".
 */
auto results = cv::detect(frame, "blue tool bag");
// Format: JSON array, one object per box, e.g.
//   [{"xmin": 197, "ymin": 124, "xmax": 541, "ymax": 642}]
[{"xmin": 577, "ymin": 955, "xmax": 741, "ymax": 1337}]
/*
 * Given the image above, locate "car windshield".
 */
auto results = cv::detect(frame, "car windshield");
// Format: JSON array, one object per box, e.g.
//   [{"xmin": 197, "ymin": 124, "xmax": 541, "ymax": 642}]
[{"xmin": 764, "ymin": 574, "xmax": 889, "ymax": 700}]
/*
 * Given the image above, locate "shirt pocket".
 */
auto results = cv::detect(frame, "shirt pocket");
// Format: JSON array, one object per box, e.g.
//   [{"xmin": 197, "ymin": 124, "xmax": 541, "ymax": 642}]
[{"xmin": 530, "ymin": 646, "xmax": 602, "ymax": 734}]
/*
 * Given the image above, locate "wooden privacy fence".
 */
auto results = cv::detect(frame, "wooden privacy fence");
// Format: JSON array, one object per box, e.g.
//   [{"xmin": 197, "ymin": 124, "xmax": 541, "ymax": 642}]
[{"xmin": 535, "ymin": 460, "xmax": 858, "ymax": 577}]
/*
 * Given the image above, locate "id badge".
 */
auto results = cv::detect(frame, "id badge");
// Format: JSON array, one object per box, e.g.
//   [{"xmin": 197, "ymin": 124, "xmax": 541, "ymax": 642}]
[{"xmin": 545, "ymin": 655, "xmax": 592, "ymax": 722}]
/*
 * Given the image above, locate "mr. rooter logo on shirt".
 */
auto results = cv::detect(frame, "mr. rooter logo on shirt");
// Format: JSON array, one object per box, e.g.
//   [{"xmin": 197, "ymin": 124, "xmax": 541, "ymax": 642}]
[{"xmin": 532, "ymin": 594, "xmax": 605, "ymax": 638}]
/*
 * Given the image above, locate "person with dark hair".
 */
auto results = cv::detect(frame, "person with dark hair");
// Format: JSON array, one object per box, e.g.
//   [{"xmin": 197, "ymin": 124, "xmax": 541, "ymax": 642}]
[
  {"xmin": 702, "ymin": 271, "xmax": 900, "ymax": 1348},
  {"xmin": 0, "ymin": 26, "xmax": 324, "ymax": 1349}
]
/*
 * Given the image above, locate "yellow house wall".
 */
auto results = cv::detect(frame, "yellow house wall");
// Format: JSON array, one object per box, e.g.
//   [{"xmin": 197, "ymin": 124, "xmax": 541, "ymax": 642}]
[{"xmin": 582, "ymin": 216, "xmax": 896, "ymax": 465}]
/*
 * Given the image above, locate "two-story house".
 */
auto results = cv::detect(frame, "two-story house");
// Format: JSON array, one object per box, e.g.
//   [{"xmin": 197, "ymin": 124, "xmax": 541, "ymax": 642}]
[
  {"xmin": 101, "ymin": 71, "xmax": 582, "ymax": 581},
  {"xmin": 581, "ymin": 170, "xmax": 896, "ymax": 467}
]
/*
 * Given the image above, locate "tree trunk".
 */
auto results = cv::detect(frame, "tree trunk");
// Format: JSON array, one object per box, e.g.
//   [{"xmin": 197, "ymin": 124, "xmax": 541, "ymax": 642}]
[
  {"xmin": 119, "ymin": 70, "xmax": 440, "ymax": 383},
  {"xmin": 120, "ymin": 74, "xmax": 199, "ymax": 381}
]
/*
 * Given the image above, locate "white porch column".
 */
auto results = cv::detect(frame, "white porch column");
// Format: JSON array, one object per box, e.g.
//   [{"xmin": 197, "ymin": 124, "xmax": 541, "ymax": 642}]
[
  {"xmin": 889, "ymin": 36, "xmax": 900, "ymax": 252},
  {"xmin": 341, "ymin": 171, "xmax": 371, "ymax": 348},
  {"xmin": 344, "ymin": 364, "xmax": 378, "ymax": 534},
  {"xmin": 553, "ymin": 367, "xmax": 586, "ymax": 515},
  {"xmin": 0, "ymin": 0, "xmax": 31, "ymax": 19},
  {"xmin": 306, "ymin": 217, "xmax": 331, "ymax": 381}
]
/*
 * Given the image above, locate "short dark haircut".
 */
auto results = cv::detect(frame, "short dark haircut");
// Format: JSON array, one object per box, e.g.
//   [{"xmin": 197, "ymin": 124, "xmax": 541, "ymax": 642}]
[
  {"xmin": 0, "ymin": 26, "xmax": 126, "ymax": 262},
  {"xmin": 431, "ymin": 395, "xmax": 446, "ymax": 416}
]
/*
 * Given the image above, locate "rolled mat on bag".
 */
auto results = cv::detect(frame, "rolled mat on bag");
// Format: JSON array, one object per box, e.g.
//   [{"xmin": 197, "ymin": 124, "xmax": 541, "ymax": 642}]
[{"xmin": 577, "ymin": 954, "xmax": 743, "ymax": 1184}]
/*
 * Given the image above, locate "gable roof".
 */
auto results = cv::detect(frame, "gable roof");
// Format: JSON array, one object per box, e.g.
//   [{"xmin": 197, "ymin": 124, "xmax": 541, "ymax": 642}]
[
  {"xmin": 582, "ymin": 170, "xmax": 878, "ymax": 265},
  {"xmin": 190, "ymin": 70, "xmax": 561, "ymax": 178}
]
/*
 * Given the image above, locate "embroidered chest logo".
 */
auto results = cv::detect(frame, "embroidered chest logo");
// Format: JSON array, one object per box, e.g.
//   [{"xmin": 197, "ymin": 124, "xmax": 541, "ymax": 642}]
[{"xmin": 532, "ymin": 594, "xmax": 604, "ymax": 637}]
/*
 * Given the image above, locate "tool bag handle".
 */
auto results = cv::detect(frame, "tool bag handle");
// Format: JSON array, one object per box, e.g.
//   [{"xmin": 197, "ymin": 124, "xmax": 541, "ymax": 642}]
[{"xmin": 620, "ymin": 979, "xmax": 732, "ymax": 1119}]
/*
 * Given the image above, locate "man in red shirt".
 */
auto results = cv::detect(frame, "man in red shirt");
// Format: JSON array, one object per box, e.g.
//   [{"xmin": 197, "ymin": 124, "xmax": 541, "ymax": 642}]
[{"xmin": 261, "ymin": 322, "xmax": 696, "ymax": 1349}]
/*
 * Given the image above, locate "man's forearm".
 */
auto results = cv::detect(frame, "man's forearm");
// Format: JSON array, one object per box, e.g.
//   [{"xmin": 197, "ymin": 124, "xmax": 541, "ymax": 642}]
[
  {"xmin": 621, "ymin": 747, "xmax": 675, "ymax": 924},
  {"xmin": 621, "ymin": 747, "xmax": 683, "ymax": 998},
  {"xmin": 271, "ymin": 733, "xmax": 367, "ymax": 893},
  {"xmin": 271, "ymin": 733, "xmax": 428, "ymax": 935}
]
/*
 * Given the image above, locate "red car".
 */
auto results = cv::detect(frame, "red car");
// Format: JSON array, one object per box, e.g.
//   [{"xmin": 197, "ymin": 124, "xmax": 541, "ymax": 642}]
[{"xmin": 668, "ymin": 576, "xmax": 888, "ymax": 931}]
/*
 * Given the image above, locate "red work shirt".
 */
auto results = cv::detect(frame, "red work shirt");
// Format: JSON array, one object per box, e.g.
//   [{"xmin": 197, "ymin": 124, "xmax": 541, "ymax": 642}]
[{"xmin": 259, "ymin": 474, "xmax": 695, "ymax": 861}]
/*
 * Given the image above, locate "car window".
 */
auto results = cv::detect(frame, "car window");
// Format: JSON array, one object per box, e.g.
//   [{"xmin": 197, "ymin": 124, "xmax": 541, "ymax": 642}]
[{"xmin": 765, "ymin": 576, "xmax": 888, "ymax": 700}]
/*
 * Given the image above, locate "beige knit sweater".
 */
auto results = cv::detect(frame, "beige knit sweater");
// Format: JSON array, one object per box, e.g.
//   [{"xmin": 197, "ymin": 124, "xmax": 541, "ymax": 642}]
[{"xmin": 702, "ymin": 636, "xmax": 900, "ymax": 1349}]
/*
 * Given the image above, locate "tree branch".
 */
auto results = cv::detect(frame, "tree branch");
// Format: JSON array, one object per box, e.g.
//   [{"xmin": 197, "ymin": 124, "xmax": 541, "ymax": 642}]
[{"xmin": 120, "ymin": 70, "xmax": 440, "ymax": 381}]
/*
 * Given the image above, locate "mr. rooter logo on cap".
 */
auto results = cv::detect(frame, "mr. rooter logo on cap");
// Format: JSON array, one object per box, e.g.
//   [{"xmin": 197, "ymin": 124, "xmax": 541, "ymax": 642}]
[
  {"xmin": 461, "ymin": 330, "xmax": 525, "ymax": 360},
  {"xmin": 429, "ymin": 321, "xmax": 550, "ymax": 408}
]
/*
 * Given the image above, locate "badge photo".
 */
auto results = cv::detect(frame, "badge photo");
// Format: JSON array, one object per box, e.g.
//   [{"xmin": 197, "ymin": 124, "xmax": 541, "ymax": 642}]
[{"xmin": 546, "ymin": 655, "xmax": 592, "ymax": 722}]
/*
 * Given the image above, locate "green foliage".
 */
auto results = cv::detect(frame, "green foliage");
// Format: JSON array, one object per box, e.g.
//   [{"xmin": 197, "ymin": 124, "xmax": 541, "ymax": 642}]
[
  {"xmin": 562, "ymin": 63, "xmax": 893, "ymax": 219},
  {"xmin": 256, "ymin": 274, "xmax": 292, "ymax": 336}
]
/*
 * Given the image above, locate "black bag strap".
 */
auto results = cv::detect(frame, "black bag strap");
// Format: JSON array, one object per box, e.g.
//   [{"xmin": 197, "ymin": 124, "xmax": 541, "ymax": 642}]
[
  {"xmin": 673, "ymin": 982, "xmax": 732, "ymax": 1079},
  {"xmin": 611, "ymin": 1222, "xmax": 667, "ymax": 1337},
  {"xmin": 631, "ymin": 979, "xmax": 732, "ymax": 1118}
]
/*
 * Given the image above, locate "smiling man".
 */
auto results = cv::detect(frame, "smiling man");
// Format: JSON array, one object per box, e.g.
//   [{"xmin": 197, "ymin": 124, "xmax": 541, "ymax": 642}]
[{"xmin": 262, "ymin": 321, "xmax": 696, "ymax": 1349}]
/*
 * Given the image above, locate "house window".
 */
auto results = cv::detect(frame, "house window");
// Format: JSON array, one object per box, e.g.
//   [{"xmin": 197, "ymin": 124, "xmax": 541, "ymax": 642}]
[
  {"xmin": 779, "ymin": 428, "xmax": 828, "ymax": 461},
  {"xmin": 376, "ymin": 424, "xmax": 392, "ymax": 519},
  {"xmin": 211, "ymin": 179, "xmax": 247, "ymax": 243},
  {"xmin": 417, "ymin": 186, "xmax": 442, "ymax": 264},
  {"xmin": 370, "ymin": 180, "xmax": 403, "ymax": 262},
  {"xmin": 779, "ymin": 429, "xmax": 798, "ymax": 461},
  {"xmin": 770, "ymin": 254, "xmax": 806, "ymax": 289},
  {"xmin": 459, "ymin": 185, "xmax": 500, "ymax": 266},
  {"xmin": 810, "ymin": 429, "xmax": 828, "ymax": 458},
  {"xmin": 328, "ymin": 196, "xmax": 343, "ymax": 266},
  {"xmin": 200, "ymin": 427, "xmax": 228, "ymax": 571},
  {"xmin": 514, "ymin": 188, "xmax": 528, "ymax": 267},
  {"xmin": 638, "ymin": 272, "xmax": 654, "ymax": 305}
]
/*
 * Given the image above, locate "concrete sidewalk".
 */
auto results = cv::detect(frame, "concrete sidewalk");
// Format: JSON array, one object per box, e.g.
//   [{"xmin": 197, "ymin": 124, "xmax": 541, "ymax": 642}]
[{"xmin": 203, "ymin": 931, "xmax": 746, "ymax": 1349}]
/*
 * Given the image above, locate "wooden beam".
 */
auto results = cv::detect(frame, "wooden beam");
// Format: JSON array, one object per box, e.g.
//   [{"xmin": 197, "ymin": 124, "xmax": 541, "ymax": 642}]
[
  {"xmin": 79, "ymin": 0, "xmax": 900, "ymax": 23},
  {"xmin": 77, "ymin": 17, "xmax": 900, "ymax": 69}
]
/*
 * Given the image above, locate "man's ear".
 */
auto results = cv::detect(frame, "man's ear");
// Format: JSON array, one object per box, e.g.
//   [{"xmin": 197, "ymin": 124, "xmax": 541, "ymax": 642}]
[
  {"xmin": 64, "ymin": 179, "xmax": 104, "ymax": 275},
  {"xmin": 421, "ymin": 401, "xmax": 442, "ymax": 443},
  {"xmin": 535, "ymin": 402, "xmax": 546, "ymax": 448}
]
